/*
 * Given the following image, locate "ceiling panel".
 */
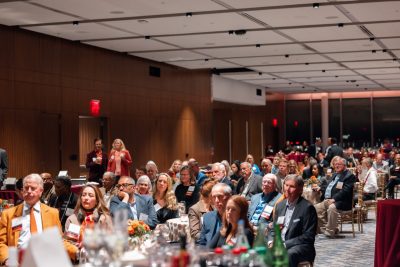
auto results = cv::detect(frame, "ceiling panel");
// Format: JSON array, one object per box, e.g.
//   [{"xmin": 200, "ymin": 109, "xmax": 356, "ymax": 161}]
[
  {"xmin": 244, "ymin": 78, "xmax": 291, "ymax": 85},
  {"xmin": 281, "ymin": 25, "xmax": 367, "ymax": 42},
  {"xmin": 130, "ymin": 50, "xmax": 206, "ymax": 62},
  {"xmin": 251, "ymin": 63, "xmax": 344, "ymax": 73},
  {"xmin": 168, "ymin": 59, "xmax": 239, "ymax": 69},
  {"xmin": 219, "ymin": 0, "xmax": 328, "ymax": 9},
  {"xmin": 83, "ymin": 38, "xmax": 176, "ymax": 52},
  {"xmin": 307, "ymin": 39, "xmax": 382, "ymax": 53},
  {"xmin": 157, "ymin": 31, "xmax": 291, "ymax": 48},
  {"xmin": 24, "ymin": 23, "xmax": 133, "ymax": 40},
  {"xmin": 367, "ymin": 74, "xmax": 400, "ymax": 80},
  {"xmin": 343, "ymin": 60, "xmax": 400, "ymax": 69},
  {"xmin": 104, "ymin": 13, "xmax": 263, "ymax": 36},
  {"xmin": 0, "ymin": 2, "xmax": 75, "ymax": 26},
  {"xmin": 366, "ymin": 23, "xmax": 400, "ymax": 38},
  {"xmin": 225, "ymin": 54, "xmax": 330, "ymax": 66},
  {"xmin": 221, "ymin": 73, "xmax": 275, "ymax": 80},
  {"xmin": 326, "ymin": 51, "xmax": 392, "ymax": 61},
  {"xmin": 380, "ymin": 38, "xmax": 400, "ymax": 49},
  {"xmin": 196, "ymin": 43, "xmax": 312, "ymax": 58},
  {"xmin": 247, "ymin": 6, "xmax": 350, "ymax": 27},
  {"xmin": 277, "ymin": 69, "xmax": 357, "ymax": 78},
  {"xmin": 355, "ymin": 68, "xmax": 400, "ymax": 75},
  {"xmin": 31, "ymin": 0, "xmax": 225, "ymax": 19},
  {"xmin": 290, "ymin": 75, "xmax": 366, "ymax": 83},
  {"xmin": 343, "ymin": 2, "xmax": 400, "ymax": 22}
]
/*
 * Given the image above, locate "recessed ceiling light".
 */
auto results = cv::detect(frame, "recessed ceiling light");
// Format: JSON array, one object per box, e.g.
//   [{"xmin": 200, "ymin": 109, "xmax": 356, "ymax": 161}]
[
  {"xmin": 204, "ymin": 59, "xmax": 209, "ymax": 62},
  {"xmin": 144, "ymin": 36, "xmax": 151, "ymax": 39},
  {"xmin": 312, "ymin": 3, "xmax": 320, "ymax": 9},
  {"xmin": 185, "ymin": 12, "xmax": 192, "ymax": 17},
  {"xmin": 72, "ymin": 21, "xmax": 79, "ymax": 26},
  {"xmin": 322, "ymin": 70, "xmax": 326, "ymax": 72},
  {"xmin": 110, "ymin": 10, "xmax": 124, "ymax": 14},
  {"xmin": 337, "ymin": 23, "xmax": 344, "ymax": 28},
  {"xmin": 285, "ymin": 54, "xmax": 289, "ymax": 58},
  {"xmin": 369, "ymin": 37, "xmax": 375, "ymax": 41},
  {"xmin": 138, "ymin": 19, "xmax": 149, "ymax": 24},
  {"xmin": 256, "ymin": 44, "xmax": 261, "ymax": 48},
  {"xmin": 259, "ymin": 72, "xmax": 262, "ymax": 75}
]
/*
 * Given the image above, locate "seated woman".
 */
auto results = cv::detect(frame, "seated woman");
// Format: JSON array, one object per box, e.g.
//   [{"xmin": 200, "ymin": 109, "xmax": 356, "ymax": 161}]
[
  {"xmin": 188, "ymin": 179, "xmax": 216, "ymax": 241},
  {"xmin": 136, "ymin": 175, "xmax": 152, "ymax": 196},
  {"xmin": 208, "ymin": 195, "xmax": 254, "ymax": 249},
  {"xmin": 153, "ymin": 173, "xmax": 179, "ymax": 224},
  {"xmin": 65, "ymin": 185, "xmax": 113, "ymax": 245},
  {"xmin": 230, "ymin": 160, "xmax": 242, "ymax": 187},
  {"xmin": 288, "ymin": 159, "xmax": 300, "ymax": 175},
  {"xmin": 308, "ymin": 163, "xmax": 328, "ymax": 202},
  {"xmin": 174, "ymin": 165, "xmax": 200, "ymax": 212}
]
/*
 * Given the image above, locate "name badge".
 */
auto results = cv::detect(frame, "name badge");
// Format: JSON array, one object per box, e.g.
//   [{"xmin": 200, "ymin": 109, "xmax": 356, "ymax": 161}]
[
  {"xmin": 12, "ymin": 217, "xmax": 23, "ymax": 231},
  {"xmin": 336, "ymin": 181, "xmax": 344, "ymax": 190},
  {"xmin": 139, "ymin": 213, "xmax": 148, "ymax": 222},
  {"xmin": 67, "ymin": 223, "xmax": 81, "ymax": 236},
  {"xmin": 154, "ymin": 203, "xmax": 162, "ymax": 212},
  {"xmin": 277, "ymin": 216, "xmax": 285, "ymax": 225},
  {"xmin": 188, "ymin": 186, "xmax": 195, "ymax": 192},
  {"xmin": 261, "ymin": 205, "xmax": 274, "ymax": 219},
  {"xmin": 66, "ymin": 208, "xmax": 74, "ymax": 216}
]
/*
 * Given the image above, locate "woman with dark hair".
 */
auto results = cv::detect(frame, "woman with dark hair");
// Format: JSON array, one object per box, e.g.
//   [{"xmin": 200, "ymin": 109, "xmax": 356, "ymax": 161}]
[
  {"xmin": 153, "ymin": 173, "xmax": 179, "ymax": 223},
  {"xmin": 174, "ymin": 165, "xmax": 200, "ymax": 212},
  {"xmin": 208, "ymin": 195, "xmax": 254, "ymax": 249},
  {"xmin": 188, "ymin": 179, "xmax": 217, "ymax": 241},
  {"xmin": 230, "ymin": 160, "xmax": 242, "ymax": 187},
  {"xmin": 65, "ymin": 185, "xmax": 112, "ymax": 244}
]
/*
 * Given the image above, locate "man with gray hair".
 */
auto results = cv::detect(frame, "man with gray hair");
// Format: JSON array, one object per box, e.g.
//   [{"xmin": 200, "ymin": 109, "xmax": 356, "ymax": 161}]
[
  {"xmin": 356, "ymin": 157, "xmax": 378, "ymax": 202},
  {"xmin": 236, "ymin": 162, "xmax": 263, "ymax": 201},
  {"xmin": 248, "ymin": 174, "xmax": 282, "ymax": 227},
  {"xmin": 0, "ymin": 174, "xmax": 78, "ymax": 264},
  {"xmin": 211, "ymin": 162, "xmax": 234, "ymax": 190},
  {"xmin": 269, "ymin": 174, "xmax": 317, "ymax": 267},
  {"xmin": 260, "ymin": 158, "xmax": 273, "ymax": 176},
  {"xmin": 198, "ymin": 183, "xmax": 232, "ymax": 246},
  {"xmin": 100, "ymin": 171, "xmax": 117, "ymax": 207},
  {"xmin": 110, "ymin": 176, "xmax": 157, "ymax": 229},
  {"xmin": 314, "ymin": 157, "xmax": 356, "ymax": 238}
]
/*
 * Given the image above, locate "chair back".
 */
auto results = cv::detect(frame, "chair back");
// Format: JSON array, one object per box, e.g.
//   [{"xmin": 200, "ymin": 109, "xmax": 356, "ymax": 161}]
[{"xmin": 376, "ymin": 173, "xmax": 386, "ymax": 199}]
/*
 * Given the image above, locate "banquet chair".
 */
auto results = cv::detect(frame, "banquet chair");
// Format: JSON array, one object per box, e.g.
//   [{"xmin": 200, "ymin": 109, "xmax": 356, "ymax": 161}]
[
  {"xmin": 338, "ymin": 184, "xmax": 360, "ymax": 237},
  {"xmin": 363, "ymin": 173, "xmax": 385, "ymax": 218}
]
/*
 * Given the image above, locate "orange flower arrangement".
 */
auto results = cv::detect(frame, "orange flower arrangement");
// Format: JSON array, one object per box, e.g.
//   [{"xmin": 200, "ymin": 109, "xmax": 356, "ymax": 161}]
[
  {"xmin": 0, "ymin": 199, "xmax": 11, "ymax": 210},
  {"xmin": 127, "ymin": 219, "xmax": 151, "ymax": 237},
  {"xmin": 308, "ymin": 176, "xmax": 320, "ymax": 186}
]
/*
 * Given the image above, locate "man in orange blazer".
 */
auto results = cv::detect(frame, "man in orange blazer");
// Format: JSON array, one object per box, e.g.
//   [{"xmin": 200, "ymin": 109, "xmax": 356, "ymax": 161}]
[{"xmin": 0, "ymin": 173, "xmax": 78, "ymax": 265}]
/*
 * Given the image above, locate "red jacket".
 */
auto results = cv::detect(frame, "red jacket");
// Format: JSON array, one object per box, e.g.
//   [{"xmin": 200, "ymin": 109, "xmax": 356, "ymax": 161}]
[{"xmin": 107, "ymin": 149, "xmax": 132, "ymax": 176}]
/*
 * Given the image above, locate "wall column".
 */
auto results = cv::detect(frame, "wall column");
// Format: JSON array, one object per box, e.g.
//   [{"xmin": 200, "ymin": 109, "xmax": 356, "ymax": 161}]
[{"xmin": 321, "ymin": 94, "xmax": 329, "ymax": 150}]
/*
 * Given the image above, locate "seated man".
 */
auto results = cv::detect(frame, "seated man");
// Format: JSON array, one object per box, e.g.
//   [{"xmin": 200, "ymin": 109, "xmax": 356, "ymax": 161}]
[
  {"xmin": 386, "ymin": 153, "xmax": 400, "ymax": 199},
  {"xmin": 373, "ymin": 153, "xmax": 390, "ymax": 174},
  {"xmin": 40, "ymin": 172, "xmax": 56, "ymax": 204},
  {"xmin": 110, "ymin": 176, "xmax": 157, "ymax": 229},
  {"xmin": 198, "ymin": 183, "xmax": 232, "ymax": 246},
  {"xmin": 236, "ymin": 162, "xmax": 263, "ymax": 201},
  {"xmin": 268, "ymin": 175, "xmax": 317, "ymax": 267},
  {"xmin": 211, "ymin": 162, "xmax": 234, "ymax": 191},
  {"xmin": 0, "ymin": 174, "xmax": 77, "ymax": 265},
  {"xmin": 314, "ymin": 157, "xmax": 356, "ymax": 237},
  {"xmin": 248, "ymin": 174, "xmax": 282, "ymax": 228},
  {"xmin": 99, "ymin": 171, "xmax": 117, "ymax": 208},
  {"xmin": 356, "ymin": 157, "xmax": 378, "ymax": 202}
]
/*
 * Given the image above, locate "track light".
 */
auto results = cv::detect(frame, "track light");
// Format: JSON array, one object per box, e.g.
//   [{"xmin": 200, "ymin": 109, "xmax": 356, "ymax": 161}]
[
  {"xmin": 256, "ymin": 44, "xmax": 261, "ymax": 48},
  {"xmin": 369, "ymin": 37, "xmax": 375, "ymax": 41},
  {"xmin": 144, "ymin": 36, "xmax": 151, "ymax": 39},
  {"xmin": 382, "ymin": 49, "xmax": 387, "ymax": 53},
  {"xmin": 228, "ymin": 30, "xmax": 234, "ymax": 35},
  {"xmin": 337, "ymin": 23, "xmax": 344, "ymax": 28},
  {"xmin": 204, "ymin": 59, "xmax": 209, "ymax": 62},
  {"xmin": 185, "ymin": 12, "xmax": 192, "ymax": 17},
  {"xmin": 322, "ymin": 70, "xmax": 326, "ymax": 72},
  {"xmin": 372, "ymin": 50, "xmax": 376, "ymax": 53},
  {"xmin": 313, "ymin": 3, "xmax": 320, "ymax": 9},
  {"xmin": 305, "ymin": 62, "xmax": 309, "ymax": 65},
  {"xmin": 72, "ymin": 21, "xmax": 79, "ymax": 26}
]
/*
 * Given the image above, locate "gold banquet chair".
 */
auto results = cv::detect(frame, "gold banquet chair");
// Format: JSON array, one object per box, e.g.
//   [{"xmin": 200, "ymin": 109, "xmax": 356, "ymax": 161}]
[
  {"xmin": 337, "ymin": 184, "xmax": 362, "ymax": 237},
  {"xmin": 363, "ymin": 173, "xmax": 385, "ymax": 218}
]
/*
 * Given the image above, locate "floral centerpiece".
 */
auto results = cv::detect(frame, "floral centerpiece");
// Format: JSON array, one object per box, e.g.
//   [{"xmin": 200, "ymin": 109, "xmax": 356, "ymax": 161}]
[
  {"xmin": 308, "ymin": 176, "xmax": 320, "ymax": 188},
  {"xmin": 127, "ymin": 220, "xmax": 151, "ymax": 251},
  {"xmin": 0, "ymin": 199, "xmax": 11, "ymax": 211}
]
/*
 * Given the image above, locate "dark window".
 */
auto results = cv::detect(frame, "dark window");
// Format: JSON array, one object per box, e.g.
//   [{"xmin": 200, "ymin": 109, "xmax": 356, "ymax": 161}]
[
  {"xmin": 286, "ymin": 100, "xmax": 310, "ymax": 145},
  {"xmin": 373, "ymin": 97, "xmax": 400, "ymax": 147},
  {"xmin": 342, "ymin": 98, "xmax": 371, "ymax": 148},
  {"xmin": 312, "ymin": 100, "xmax": 321, "ymax": 141},
  {"xmin": 328, "ymin": 99, "xmax": 341, "ymax": 145}
]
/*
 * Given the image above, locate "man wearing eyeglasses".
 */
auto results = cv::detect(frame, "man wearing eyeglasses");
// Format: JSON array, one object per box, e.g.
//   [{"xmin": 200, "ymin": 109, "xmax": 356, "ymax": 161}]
[{"xmin": 109, "ymin": 176, "xmax": 157, "ymax": 229}]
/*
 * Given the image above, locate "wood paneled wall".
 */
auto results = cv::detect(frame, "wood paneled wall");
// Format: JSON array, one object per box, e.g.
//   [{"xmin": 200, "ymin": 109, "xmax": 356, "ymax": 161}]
[
  {"xmin": 212, "ymin": 99, "xmax": 285, "ymax": 165},
  {"xmin": 0, "ymin": 26, "xmax": 212, "ymax": 178}
]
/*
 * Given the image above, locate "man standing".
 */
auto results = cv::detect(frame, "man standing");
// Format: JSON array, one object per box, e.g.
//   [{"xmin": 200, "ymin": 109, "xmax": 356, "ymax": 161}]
[
  {"xmin": 211, "ymin": 163, "xmax": 234, "ymax": 190},
  {"xmin": 248, "ymin": 174, "xmax": 282, "ymax": 227},
  {"xmin": 110, "ymin": 176, "xmax": 157, "ymax": 229},
  {"xmin": 308, "ymin": 138, "xmax": 322, "ymax": 159},
  {"xmin": 325, "ymin": 137, "xmax": 343, "ymax": 165},
  {"xmin": 314, "ymin": 157, "xmax": 355, "ymax": 237},
  {"xmin": 236, "ymin": 162, "xmax": 263, "ymax": 201},
  {"xmin": 40, "ymin": 172, "xmax": 56, "ymax": 204},
  {"xmin": 0, "ymin": 148, "xmax": 8, "ymax": 187},
  {"xmin": 373, "ymin": 153, "xmax": 390, "ymax": 175},
  {"xmin": 198, "ymin": 183, "xmax": 232, "ymax": 246},
  {"xmin": 0, "ymin": 174, "xmax": 78, "ymax": 265},
  {"xmin": 85, "ymin": 138, "xmax": 108, "ymax": 185},
  {"xmin": 269, "ymin": 175, "xmax": 318, "ymax": 267}
]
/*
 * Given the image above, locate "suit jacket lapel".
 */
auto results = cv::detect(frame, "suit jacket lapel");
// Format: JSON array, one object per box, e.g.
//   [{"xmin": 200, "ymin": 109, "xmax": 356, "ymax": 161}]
[
  {"xmin": 286, "ymin": 198, "xmax": 302, "ymax": 237},
  {"xmin": 135, "ymin": 196, "xmax": 144, "ymax": 218},
  {"xmin": 12, "ymin": 204, "xmax": 24, "ymax": 246},
  {"xmin": 40, "ymin": 203, "xmax": 50, "ymax": 230}
]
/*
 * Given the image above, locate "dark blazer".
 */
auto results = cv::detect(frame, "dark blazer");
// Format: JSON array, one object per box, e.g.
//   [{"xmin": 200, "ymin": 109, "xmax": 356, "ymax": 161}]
[
  {"xmin": 324, "ymin": 169, "xmax": 356, "ymax": 211},
  {"xmin": 198, "ymin": 210, "xmax": 221, "ymax": 246},
  {"xmin": 248, "ymin": 191, "xmax": 282, "ymax": 225},
  {"xmin": 85, "ymin": 150, "xmax": 108, "ymax": 183},
  {"xmin": 110, "ymin": 193, "xmax": 158, "ymax": 229},
  {"xmin": 208, "ymin": 226, "xmax": 254, "ymax": 249},
  {"xmin": 269, "ymin": 197, "xmax": 318, "ymax": 267},
  {"xmin": 236, "ymin": 173, "xmax": 263, "ymax": 201},
  {"xmin": 0, "ymin": 148, "xmax": 8, "ymax": 181},
  {"xmin": 220, "ymin": 176, "xmax": 235, "ymax": 191},
  {"xmin": 308, "ymin": 144, "xmax": 321, "ymax": 159},
  {"xmin": 325, "ymin": 144, "xmax": 343, "ymax": 165}
]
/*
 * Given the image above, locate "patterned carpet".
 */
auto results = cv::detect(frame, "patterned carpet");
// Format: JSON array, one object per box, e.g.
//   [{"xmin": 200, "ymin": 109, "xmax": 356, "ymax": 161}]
[{"xmin": 315, "ymin": 210, "xmax": 376, "ymax": 267}]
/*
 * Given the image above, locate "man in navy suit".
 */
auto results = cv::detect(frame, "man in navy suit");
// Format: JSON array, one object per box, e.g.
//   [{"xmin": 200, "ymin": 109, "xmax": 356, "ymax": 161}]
[
  {"xmin": 269, "ymin": 175, "xmax": 318, "ymax": 267},
  {"xmin": 211, "ymin": 162, "xmax": 234, "ymax": 191},
  {"xmin": 110, "ymin": 176, "xmax": 157, "ymax": 229},
  {"xmin": 198, "ymin": 183, "xmax": 232, "ymax": 246},
  {"xmin": 248, "ymin": 173, "xmax": 281, "ymax": 227}
]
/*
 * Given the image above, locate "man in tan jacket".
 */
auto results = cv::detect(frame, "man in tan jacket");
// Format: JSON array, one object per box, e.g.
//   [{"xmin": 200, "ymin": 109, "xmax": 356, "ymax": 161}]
[{"xmin": 0, "ymin": 173, "xmax": 78, "ymax": 265}]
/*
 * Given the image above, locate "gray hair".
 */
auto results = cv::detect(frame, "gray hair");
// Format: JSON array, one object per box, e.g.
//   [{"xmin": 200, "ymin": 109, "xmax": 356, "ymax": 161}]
[
  {"xmin": 212, "ymin": 162, "xmax": 226, "ymax": 172},
  {"xmin": 23, "ymin": 173, "xmax": 44, "ymax": 189},
  {"xmin": 120, "ymin": 176, "xmax": 136, "ymax": 186},
  {"xmin": 137, "ymin": 175, "xmax": 152, "ymax": 191},
  {"xmin": 211, "ymin": 182, "xmax": 232, "ymax": 196},
  {"xmin": 103, "ymin": 171, "xmax": 116, "ymax": 180},
  {"xmin": 261, "ymin": 158, "xmax": 272, "ymax": 166},
  {"xmin": 284, "ymin": 174, "xmax": 304, "ymax": 188},
  {"xmin": 240, "ymin": 161, "xmax": 252, "ymax": 169},
  {"xmin": 362, "ymin": 157, "xmax": 373, "ymax": 167},
  {"xmin": 146, "ymin": 160, "xmax": 158, "ymax": 172},
  {"xmin": 263, "ymin": 173, "xmax": 277, "ymax": 185}
]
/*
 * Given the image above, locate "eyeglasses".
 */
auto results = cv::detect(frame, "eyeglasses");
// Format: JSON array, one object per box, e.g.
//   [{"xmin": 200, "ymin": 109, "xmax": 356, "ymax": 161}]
[{"xmin": 116, "ymin": 183, "xmax": 134, "ymax": 189}]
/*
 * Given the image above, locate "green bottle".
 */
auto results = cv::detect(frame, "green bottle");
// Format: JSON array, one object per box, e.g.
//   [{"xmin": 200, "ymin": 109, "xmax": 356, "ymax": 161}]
[
  {"xmin": 271, "ymin": 224, "xmax": 289, "ymax": 267},
  {"xmin": 253, "ymin": 223, "xmax": 273, "ymax": 267}
]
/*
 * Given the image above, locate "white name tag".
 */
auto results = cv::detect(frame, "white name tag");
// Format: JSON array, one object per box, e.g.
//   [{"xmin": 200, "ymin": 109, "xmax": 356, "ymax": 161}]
[
  {"xmin": 264, "ymin": 205, "xmax": 274, "ymax": 214},
  {"xmin": 188, "ymin": 186, "xmax": 195, "ymax": 192},
  {"xmin": 66, "ymin": 208, "xmax": 74, "ymax": 216},
  {"xmin": 67, "ymin": 223, "xmax": 81, "ymax": 235},
  {"xmin": 12, "ymin": 217, "xmax": 23, "ymax": 229},
  {"xmin": 277, "ymin": 216, "xmax": 285, "ymax": 225},
  {"xmin": 154, "ymin": 203, "xmax": 162, "ymax": 212},
  {"xmin": 139, "ymin": 213, "xmax": 148, "ymax": 221},
  {"xmin": 336, "ymin": 181, "xmax": 343, "ymax": 190}
]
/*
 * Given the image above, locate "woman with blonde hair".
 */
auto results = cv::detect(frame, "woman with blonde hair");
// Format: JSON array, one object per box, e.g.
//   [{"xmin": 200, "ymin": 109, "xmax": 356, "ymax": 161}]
[
  {"xmin": 65, "ymin": 185, "xmax": 112, "ymax": 244},
  {"xmin": 107, "ymin": 138, "xmax": 132, "ymax": 178},
  {"xmin": 153, "ymin": 173, "xmax": 179, "ymax": 223},
  {"xmin": 168, "ymin": 159, "xmax": 182, "ymax": 183}
]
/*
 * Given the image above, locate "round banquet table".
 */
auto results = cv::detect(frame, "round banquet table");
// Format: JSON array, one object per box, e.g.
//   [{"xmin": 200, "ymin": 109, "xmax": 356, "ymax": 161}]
[
  {"xmin": 374, "ymin": 199, "xmax": 400, "ymax": 267},
  {"xmin": 166, "ymin": 217, "xmax": 190, "ymax": 242}
]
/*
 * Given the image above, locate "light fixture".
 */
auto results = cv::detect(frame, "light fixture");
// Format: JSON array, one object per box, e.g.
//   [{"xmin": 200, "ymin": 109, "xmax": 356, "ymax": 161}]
[
  {"xmin": 313, "ymin": 3, "xmax": 320, "ymax": 9},
  {"xmin": 234, "ymin": 29, "xmax": 247, "ymax": 35},
  {"xmin": 335, "ymin": 75, "xmax": 339, "ymax": 78},
  {"xmin": 228, "ymin": 30, "xmax": 234, "ymax": 35},
  {"xmin": 144, "ymin": 36, "xmax": 151, "ymax": 39},
  {"xmin": 337, "ymin": 23, "xmax": 344, "ymax": 28},
  {"xmin": 285, "ymin": 54, "xmax": 289, "ymax": 58},
  {"xmin": 305, "ymin": 62, "xmax": 309, "ymax": 65},
  {"xmin": 302, "ymin": 86, "xmax": 305, "ymax": 88},
  {"xmin": 383, "ymin": 49, "xmax": 387, "ymax": 53},
  {"xmin": 372, "ymin": 50, "xmax": 376, "ymax": 53},
  {"xmin": 204, "ymin": 59, "xmax": 209, "ymax": 62},
  {"xmin": 185, "ymin": 12, "xmax": 192, "ymax": 17},
  {"xmin": 256, "ymin": 44, "xmax": 261, "ymax": 48},
  {"xmin": 72, "ymin": 21, "xmax": 79, "ymax": 26},
  {"xmin": 289, "ymin": 82, "xmax": 292, "ymax": 85},
  {"xmin": 369, "ymin": 37, "xmax": 375, "ymax": 41},
  {"xmin": 259, "ymin": 72, "xmax": 262, "ymax": 75},
  {"xmin": 322, "ymin": 70, "xmax": 326, "ymax": 72}
]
